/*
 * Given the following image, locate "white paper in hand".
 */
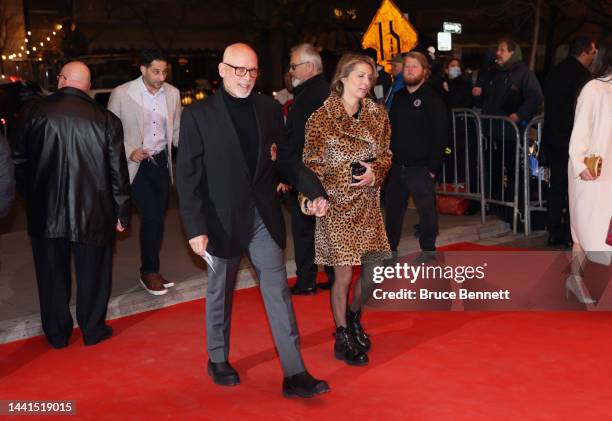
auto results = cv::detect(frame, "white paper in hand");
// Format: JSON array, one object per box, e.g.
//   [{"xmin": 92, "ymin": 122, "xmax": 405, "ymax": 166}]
[{"xmin": 202, "ymin": 250, "xmax": 216, "ymax": 273}]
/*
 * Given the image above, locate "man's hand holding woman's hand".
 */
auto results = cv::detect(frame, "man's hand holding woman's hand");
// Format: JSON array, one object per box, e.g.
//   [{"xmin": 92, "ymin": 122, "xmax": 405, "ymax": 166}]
[{"xmin": 307, "ymin": 196, "xmax": 329, "ymax": 217}]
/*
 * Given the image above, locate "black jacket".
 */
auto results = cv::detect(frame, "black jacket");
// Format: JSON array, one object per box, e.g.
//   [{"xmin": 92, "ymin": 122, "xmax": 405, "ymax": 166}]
[
  {"xmin": 177, "ymin": 90, "xmax": 286, "ymax": 259},
  {"xmin": 541, "ymin": 57, "xmax": 590, "ymax": 162},
  {"xmin": 0, "ymin": 134, "xmax": 14, "ymax": 217},
  {"xmin": 13, "ymin": 87, "xmax": 131, "ymax": 245},
  {"xmin": 443, "ymin": 75, "xmax": 473, "ymax": 110},
  {"xmin": 277, "ymin": 73, "xmax": 329, "ymax": 199},
  {"xmin": 482, "ymin": 60, "xmax": 543, "ymax": 122},
  {"xmin": 389, "ymin": 83, "xmax": 448, "ymax": 173}
]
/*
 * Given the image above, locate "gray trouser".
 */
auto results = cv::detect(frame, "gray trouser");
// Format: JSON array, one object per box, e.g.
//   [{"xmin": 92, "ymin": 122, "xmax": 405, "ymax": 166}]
[{"xmin": 205, "ymin": 209, "xmax": 305, "ymax": 377}]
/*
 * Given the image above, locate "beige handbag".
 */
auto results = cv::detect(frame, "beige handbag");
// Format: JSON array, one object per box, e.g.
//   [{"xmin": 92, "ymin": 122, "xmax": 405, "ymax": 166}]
[{"xmin": 584, "ymin": 154, "xmax": 603, "ymax": 177}]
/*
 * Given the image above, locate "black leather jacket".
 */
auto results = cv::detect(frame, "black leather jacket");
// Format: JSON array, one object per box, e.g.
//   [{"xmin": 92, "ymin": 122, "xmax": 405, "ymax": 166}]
[
  {"xmin": 13, "ymin": 87, "xmax": 130, "ymax": 246},
  {"xmin": 0, "ymin": 134, "xmax": 14, "ymax": 217}
]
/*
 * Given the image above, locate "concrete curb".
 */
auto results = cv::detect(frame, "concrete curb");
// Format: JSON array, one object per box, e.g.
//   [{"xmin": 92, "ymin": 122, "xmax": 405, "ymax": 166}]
[{"xmin": 0, "ymin": 219, "xmax": 509, "ymax": 344}]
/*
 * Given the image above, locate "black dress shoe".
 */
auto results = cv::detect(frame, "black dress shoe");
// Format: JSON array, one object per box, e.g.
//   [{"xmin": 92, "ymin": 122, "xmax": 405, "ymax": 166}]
[
  {"xmin": 83, "ymin": 326, "xmax": 113, "ymax": 346},
  {"xmin": 291, "ymin": 284, "xmax": 316, "ymax": 295},
  {"xmin": 207, "ymin": 360, "xmax": 240, "ymax": 386},
  {"xmin": 548, "ymin": 235, "xmax": 573, "ymax": 249},
  {"xmin": 47, "ymin": 337, "xmax": 69, "ymax": 349},
  {"xmin": 317, "ymin": 281, "xmax": 333, "ymax": 290},
  {"xmin": 282, "ymin": 371, "xmax": 330, "ymax": 398},
  {"xmin": 547, "ymin": 235, "xmax": 563, "ymax": 246}
]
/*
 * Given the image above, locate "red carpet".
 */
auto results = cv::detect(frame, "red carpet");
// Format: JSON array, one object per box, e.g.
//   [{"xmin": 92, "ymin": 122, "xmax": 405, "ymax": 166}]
[{"xmin": 2, "ymin": 243, "xmax": 612, "ymax": 420}]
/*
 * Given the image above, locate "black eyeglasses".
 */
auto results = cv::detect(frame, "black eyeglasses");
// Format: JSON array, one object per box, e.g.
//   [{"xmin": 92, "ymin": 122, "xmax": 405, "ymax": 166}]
[
  {"xmin": 288, "ymin": 62, "xmax": 311, "ymax": 72},
  {"xmin": 223, "ymin": 63, "xmax": 259, "ymax": 78},
  {"xmin": 56, "ymin": 74, "xmax": 67, "ymax": 82}
]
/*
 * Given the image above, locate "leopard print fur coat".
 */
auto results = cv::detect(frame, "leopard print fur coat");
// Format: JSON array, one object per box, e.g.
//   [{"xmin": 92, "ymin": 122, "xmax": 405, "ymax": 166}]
[{"xmin": 302, "ymin": 93, "xmax": 392, "ymax": 266}]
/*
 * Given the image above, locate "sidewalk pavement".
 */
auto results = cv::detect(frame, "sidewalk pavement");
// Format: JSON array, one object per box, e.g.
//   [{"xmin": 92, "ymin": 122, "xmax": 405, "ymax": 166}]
[{"xmin": 0, "ymin": 191, "xmax": 512, "ymax": 344}]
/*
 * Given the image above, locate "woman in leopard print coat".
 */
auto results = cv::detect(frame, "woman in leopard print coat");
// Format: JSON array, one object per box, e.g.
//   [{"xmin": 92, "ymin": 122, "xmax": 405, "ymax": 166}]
[{"xmin": 301, "ymin": 53, "xmax": 392, "ymax": 366}]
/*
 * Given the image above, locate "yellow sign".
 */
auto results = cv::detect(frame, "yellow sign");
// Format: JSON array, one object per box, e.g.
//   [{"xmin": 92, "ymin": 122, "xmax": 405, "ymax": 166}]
[{"xmin": 361, "ymin": 0, "xmax": 418, "ymax": 73}]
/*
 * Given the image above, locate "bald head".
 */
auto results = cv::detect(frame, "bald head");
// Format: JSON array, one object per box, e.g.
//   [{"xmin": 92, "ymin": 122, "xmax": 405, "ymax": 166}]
[
  {"xmin": 219, "ymin": 43, "xmax": 259, "ymax": 98},
  {"xmin": 58, "ymin": 61, "xmax": 91, "ymax": 92},
  {"xmin": 222, "ymin": 43, "xmax": 257, "ymax": 64}
]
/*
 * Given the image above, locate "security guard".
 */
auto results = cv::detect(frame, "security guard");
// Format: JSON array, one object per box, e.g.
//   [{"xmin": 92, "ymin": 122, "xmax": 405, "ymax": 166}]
[{"xmin": 384, "ymin": 51, "xmax": 448, "ymax": 264}]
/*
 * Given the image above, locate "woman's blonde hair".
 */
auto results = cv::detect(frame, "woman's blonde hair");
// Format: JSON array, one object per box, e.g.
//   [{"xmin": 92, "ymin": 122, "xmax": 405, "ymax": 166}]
[{"xmin": 330, "ymin": 53, "xmax": 378, "ymax": 97}]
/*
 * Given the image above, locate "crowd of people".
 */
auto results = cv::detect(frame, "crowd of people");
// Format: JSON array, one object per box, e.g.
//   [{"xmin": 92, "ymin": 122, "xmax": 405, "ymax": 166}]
[{"xmin": 0, "ymin": 34, "xmax": 610, "ymax": 398}]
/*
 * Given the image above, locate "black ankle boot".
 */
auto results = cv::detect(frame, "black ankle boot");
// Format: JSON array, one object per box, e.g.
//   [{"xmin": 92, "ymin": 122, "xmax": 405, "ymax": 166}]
[
  {"xmin": 347, "ymin": 309, "xmax": 371, "ymax": 352},
  {"xmin": 334, "ymin": 326, "xmax": 368, "ymax": 366}
]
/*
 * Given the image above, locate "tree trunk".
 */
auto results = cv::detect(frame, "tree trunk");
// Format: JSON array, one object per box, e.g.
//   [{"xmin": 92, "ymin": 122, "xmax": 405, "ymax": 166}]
[{"xmin": 529, "ymin": 0, "xmax": 542, "ymax": 70}]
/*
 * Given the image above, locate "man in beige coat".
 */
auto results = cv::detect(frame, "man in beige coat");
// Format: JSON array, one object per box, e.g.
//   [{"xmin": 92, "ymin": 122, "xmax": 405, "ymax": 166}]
[{"xmin": 108, "ymin": 49, "xmax": 181, "ymax": 295}]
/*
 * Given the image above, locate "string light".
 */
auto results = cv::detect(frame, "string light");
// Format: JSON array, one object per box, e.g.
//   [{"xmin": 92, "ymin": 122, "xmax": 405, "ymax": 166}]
[{"xmin": 4, "ymin": 23, "xmax": 61, "ymax": 64}]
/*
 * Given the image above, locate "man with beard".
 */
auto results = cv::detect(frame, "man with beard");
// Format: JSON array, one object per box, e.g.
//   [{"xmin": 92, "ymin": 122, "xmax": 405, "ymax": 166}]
[
  {"xmin": 384, "ymin": 52, "xmax": 448, "ymax": 264},
  {"xmin": 478, "ymin": 38, "xmax": 543, "ymax": 223},
  {"xmin": 176, "ymin": 43, "xmax": 329, "ymax": 398},
  {"xmin": 481, "ymin": 38, "xmax": 543, "ymax": 124},
  {"xmin": 108, "ymin": 49, "xmax": 182, "ymax": 296},
  {"xmin": 282, "ymin": 43, "xmax": 334, "ymax": 295}
]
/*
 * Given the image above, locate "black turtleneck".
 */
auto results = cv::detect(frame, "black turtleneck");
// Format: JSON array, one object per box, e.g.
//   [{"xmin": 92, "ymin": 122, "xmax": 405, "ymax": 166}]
[{"xmin": 222, "ymin": 87, "xmax": 259, "ymax": 177}]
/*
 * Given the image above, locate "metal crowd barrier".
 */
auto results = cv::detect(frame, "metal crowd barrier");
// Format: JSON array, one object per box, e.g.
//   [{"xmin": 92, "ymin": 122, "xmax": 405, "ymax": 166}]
[
  {"xmin": 439, "ymin": 109, "xmax": 486, "ymax": 224},
  {"xmin": 440, "ymin": 110, "xmax": 546, "ymax": 235},
  {"xmin": 478, "ymin": 115, "xmax": 522, "ymax": 234},
  {"xmin": 523, "ymin": 116, "xmax": 546, "ymax": 235}
]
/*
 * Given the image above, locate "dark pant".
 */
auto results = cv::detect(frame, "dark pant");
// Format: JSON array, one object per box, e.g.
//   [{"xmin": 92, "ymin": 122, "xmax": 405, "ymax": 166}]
[
  {"xmin": 206, "ymin": 208, "xmax": 305, "ymax": 376},
  {"xmin": 546, "ymin": 154, "xmax": 571, "ymax": 241},
  {"xmin": 286, "ymin": 190, "xmax": 334, "ymax": 288},
  {"xmin": 131, "ymin": 151, "xmax": 170, "ymax": 275},
  {"xmin": 31, "ymin": 237, "xmax": 113, "ymax": 346},
  {"xmin": 384, "ymin": 164, "xmax": 438, "ymax": 251}
]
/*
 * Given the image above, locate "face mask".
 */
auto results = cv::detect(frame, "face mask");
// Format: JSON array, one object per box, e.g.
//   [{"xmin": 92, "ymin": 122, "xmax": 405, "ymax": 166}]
[
  {"xmin": 291, "ymin": 78, "xmax": 301, "ymax": 88},
  {"xmin": 448, "ymin": 67, "xmax": 461, "ymax": 79}
]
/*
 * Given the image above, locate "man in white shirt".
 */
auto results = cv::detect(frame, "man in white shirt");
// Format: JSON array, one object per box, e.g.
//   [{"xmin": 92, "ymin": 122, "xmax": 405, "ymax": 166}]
[{"xmin": 108, "ymin": 49, "xmax": 182, "ymax": 295}]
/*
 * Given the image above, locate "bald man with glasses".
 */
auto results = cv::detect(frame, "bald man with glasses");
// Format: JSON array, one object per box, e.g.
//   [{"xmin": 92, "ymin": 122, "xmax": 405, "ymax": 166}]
[
  {"xmin": 177, "ymin": 43, "xmax": 329, "ymax": 398},
  {"xmin": 13, "ymin": 61, "xmax": 130, "ymax": 348}
]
